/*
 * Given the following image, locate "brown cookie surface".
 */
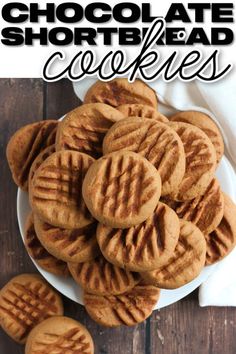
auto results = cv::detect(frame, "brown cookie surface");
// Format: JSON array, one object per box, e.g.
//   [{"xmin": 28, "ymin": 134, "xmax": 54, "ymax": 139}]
[
  {"xmin": 68, "ymin": 255, "xmax": 140, "ymax": 295},
  {"xmin": 6, "ymin": 120, "xmax": 58, "ymax": 190},
  {"xmin": 97, "ymin": 202, "xmax": 180, "ymax": 272},
  {"xmin": 84, "ymin": 79, "xmax": 158, "ymax": 108},
  {"xmin": 24, "ymin": 213, "xmax": 69, "ymax": 276},
  {"xmin": 169, "ymin": 110, "xmax": 224, "ymax": 164},
  {"xmin": 56, "ymin": 103, "xmax": 124, "ymax": 158},
  {"xmin": 117, "ymin": 104, "xmax": 168, "ymax": 122},
  {"xmin": 25, "ymin": 316, "xmax": 94, "ymax": 354},
  {"xmin": 0, "ymin": 274, "xmax": 63, "ymax": 344},
  {"xmin": 168, "ymin": 122, "xmax": 216, "ymax": 200},
  {"xmin": 82, "ymin": 151, "xmax": 161, "ymax": 228},
  {"xmin": 34, "ymin": 215, "xmax": 99, "ymax": 263},
  {"xmin": 30, "ymin": 150, "xmax": 94, "ymax": 229},
  {"xmin": 84, "ymin": 283, "xmax": 160, "ymax": 327},
  {"xmin": 103, "ymin": 118, "xmax": 185, "ymax": 195},
  {"xmin": 205, "ymin": 193, "xmax": 236, "ymax": 265},
  {"xmin": 142, "ymin": 220, "xmax": 206, "ymax": 289},
  {"xmin": 162, "ymin": 178, "xmax": 224, "ymax": 235},
  {"xmin": 28, "ymin": 144, "xmax": 56, "ymax": 186}
]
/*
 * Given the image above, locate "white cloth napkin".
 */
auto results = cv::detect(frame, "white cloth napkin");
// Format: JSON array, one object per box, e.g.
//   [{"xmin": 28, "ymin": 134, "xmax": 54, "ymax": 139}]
[{"xmin": 73, "ymin": 76, "xmax": 236, "ymax": 306}]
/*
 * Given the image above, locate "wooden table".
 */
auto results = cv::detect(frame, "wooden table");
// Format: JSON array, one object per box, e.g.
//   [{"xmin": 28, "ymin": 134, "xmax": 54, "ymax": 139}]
[{"xmin": 0, "ymin": 79, "xmax": 236, "ymax": 354}]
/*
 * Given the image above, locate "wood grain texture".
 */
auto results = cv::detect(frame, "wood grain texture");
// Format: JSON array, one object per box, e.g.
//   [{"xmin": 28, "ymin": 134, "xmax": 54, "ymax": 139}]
[
  {"xmin": 0, "ymin": 79, "xmax": 43, "ymax": 353},
  {"xmin": 44, "ymin": 79, "xmax": 81, "ymax": 119},
  {"xmin": 0, "ymin": 79, "xmax": 236, "ymax": 353},
  {"xmin": 150, "ymin": 291, "xmax": 236, "ymax": 354}
]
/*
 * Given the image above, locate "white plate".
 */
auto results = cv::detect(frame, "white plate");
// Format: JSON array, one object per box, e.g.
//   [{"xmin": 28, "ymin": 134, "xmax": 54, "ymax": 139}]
[
  {"xmin": 17, "ymin": 102, "xmax": 236, "ymax": 309},
  {"xmin": 17, "ymin": 155, "xmax": 236, "ymax": 309}
]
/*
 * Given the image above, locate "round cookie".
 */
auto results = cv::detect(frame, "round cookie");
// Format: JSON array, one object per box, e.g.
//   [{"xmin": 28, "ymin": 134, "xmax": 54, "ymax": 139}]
[
  {"xmin": 84, "ymin": 283, "xmax": 160, "ymax": 327},
  {"xmin": 6, "ymin": 120, "xmax": 58, "ymax": 190},
  {"xmin": 97, "ymin": 202, "xmax": 180, "ymax": 272},
  {"xmin": 30, "ymin": 150, "xmax": 94, "ymax": 229},
  {"xmin": 84, "ymin": 78, "xmax": 158, "ymax": 108},
  {"xmin": 0, "ymin": 274, "xmax": 63, "ymax": 344},
  {"xmin": 205, "ymin": 193, "xmax": 236, "ymax": 265},
  {"xmin": 34, "ymin": 215, "xmax": 99, "ymax": 263},
  {"xmin": 25, "ymin": 316, "xmax": 94, "ymax": 354},
  {"xmin": 68, "ymin": 255, "xmax": 140, "ymax": 295},
  {"xmin": 103, "ymin": 118, "xmax": 185, "ymax": 195},
  {"xmin": 168, "ymin": 122, "xmax": 217, "ymax": 201},
  {"xmin": 117, "ymin": 104, "xmax": 168, "ymax": 122},
  {"xmin": 24, "ymin": 213, "xmax": 69, "ymax": 277},
  {"xmin": 56, "ymin": 103, "xmax": 124, "ymax": 158},
  {"xmin": 28, "ymin": 144, "xmax": 55, "ymax": 186},
  {"xmin": 162, "ymin": 178, "xmax": 224, "ymax": 235},
  {"xmin": 82, "ymin": 151, "xmax": 161, "ymax": 228},
  {"xmin": 142, "ymin": 220, "xmax": 206, "ymax": 289},
  {"xmin": 169, "ymin": 110, "xmax": 224, "ymax": 164}
]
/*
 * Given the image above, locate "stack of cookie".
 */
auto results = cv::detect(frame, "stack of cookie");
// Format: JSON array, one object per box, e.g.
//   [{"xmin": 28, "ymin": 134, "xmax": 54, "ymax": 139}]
[
  {"xmin": 0, "ymin": 274, "xmax": 94, "ymax": 353},
  {"xmin": 6, "ymin": 78, "xmax": 236, "ymax": 328}
]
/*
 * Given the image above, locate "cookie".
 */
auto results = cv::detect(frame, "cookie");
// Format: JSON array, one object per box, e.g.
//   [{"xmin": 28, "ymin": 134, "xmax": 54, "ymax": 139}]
[
  {"xmin": 6, "ymin": 120, "xmax": 58, "ymax": 190},
  {"xmin": 205, "ymin": 194, "xmax": 236, "ymax": 265},
  {"xmin": 162, "ymin": 178, "xmax": 224, "ymax": 235},
  {"xmin": 117, "ymin": 104, "xmax": 168, "ymax": 122},
  {"xmin": 169, "ymin": 110, "xmax": 224, "ymax": 164},
  {"xmin": 28, "ymin": 145, "xmax": 56, "ymax": 186},
  {"xmin": 30, "ymin": 150, "xmax": 94, "ymax": 229},
  {"xmin": 142, "ymin": 220, "xmax": 206, "ymax": 289},
  {"xmin": 97, "ymin": 202, "xmax": 180, "ymax": 272},
  {"xmin": 68, "ymin": 255, "xmax": 140, "ymax": 295},
  {"xmin": 82, "ymin": 151, "xmax": 161, "ymax": 228},
  {"xmin": 34, "ymin": 215, "xmax": 99, "ymax": 263},
  {"xmin": 84, "ymin": 283, "xmax": 160, "ymax": 327},
  {"xmin": 0, "ymin": 274, "xmax": 63, "ymax": 344},
  {"xmin": 56, "ymin": 103, "xmax": 124, "ymax": 158},
  {"xmin": 103, "ymin": 118, "xmax": 185, "ymax": 195},
  {"xmin": 168, "ymin": 122, "xmax": 217, "ymax": 200},
  {"xmin": 45, "ymin": 123, "xmax": 58, "ymax": 146},
  {"xmin": 24, "ymin": 213, "xmax": 69, "ymax": 276},
  {"xmin": 25, "ymin": 316, "xmax": 94, "ymax": 354},
  {"xmin": 84, "ymin": 78, "xmax": 158, "ymax": 108}
]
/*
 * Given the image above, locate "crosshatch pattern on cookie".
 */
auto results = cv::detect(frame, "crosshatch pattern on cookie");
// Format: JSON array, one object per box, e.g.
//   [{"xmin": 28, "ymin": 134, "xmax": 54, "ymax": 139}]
[
  {"xmin": 29, "ymin": 145, "xmax": 56, "ymax": 184},
  {"xmin": 32, "ymin": 327, "xmax": 92, "ymax": 353},
  {"xmin": 169, "ymin": 110, "xmax": 224, "ymax": 164},
  {"xmin": 162, "ymin": 178, "xmax": 224, "ymax": 235},
  {"xmin": 34, "ymin": 216, "xmax": 99, "ymax": 263},
  {"xmin": 142, "ymin": 220, "xmax": 206, "ymax": 289},
  {"xmin": 205, "ymin": 194, "xmax": 236, "ymax": 265},
  {"xmin": 62, "ymin": 123, "xmax": 105, "ymax": 155},
  {"xmin": 30, "ymin": 151, "xmax": 94, "ymax": 228},
  {"xmin": 6, "ymin": 120, "xmax": 58, "ymax": 190},
  {"xmin": 25, "ymin": 317, "xmax": 94, "ymax": 354},
  {"xmin": 97, "ymin": 202, "xmax": 180, "ymax": 272},
  {"xmin": 56, "ymin": 103, "xmax": 124, "ymax": 158},
  {"xmin": 68, "ymin": 255, "xmax": 140, "ymax": 295},
  {"xmin": 84, "ymin": 79, "xmax": 158, "ymax": 108},
  {"xmin": 103, "ymin": 118, "xmax": 185, "ymax": 195},
  {"xmin": 84, "ymin": 284, "xmax": 160, "ymax": 327},
  {"xmin": 168, "ymin": 122, "xmax": 216, "ymax": 200},
  {"xmin": 0, "ymin": 275, "xmax": 63, "ymax": 343},
  {"xmin": 117, "ymin": 104, "xmax": 168, "ymax": 122},
  {"xmin": 87, "ymin": 154, "xmax": 157, "ymax": 217},
  {"xmin": 25, "ymin": 213, "xmax": 69, "ymax": 276}
]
